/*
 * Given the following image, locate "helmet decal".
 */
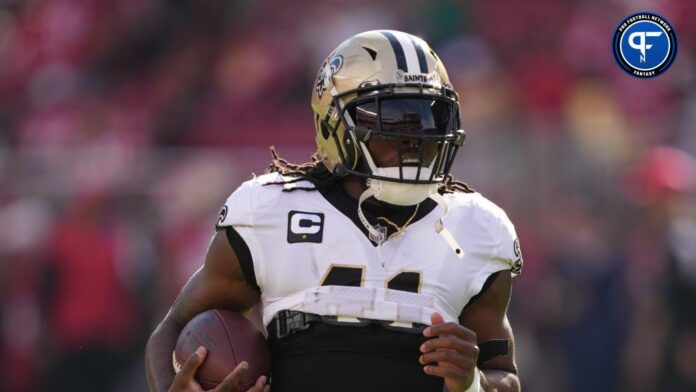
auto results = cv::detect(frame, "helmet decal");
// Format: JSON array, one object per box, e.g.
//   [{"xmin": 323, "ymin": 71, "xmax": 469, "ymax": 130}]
[
  {"xmin": 315, "ymin": 54, "xmax": 343, "ymax": 98},
  {"xmin": 329, "ymin": 55, "xmax": 343, "ymax": 75}
]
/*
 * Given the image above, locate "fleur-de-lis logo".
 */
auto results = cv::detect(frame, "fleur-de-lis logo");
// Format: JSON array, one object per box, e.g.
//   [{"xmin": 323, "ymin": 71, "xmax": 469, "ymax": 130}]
[{"xmin": 315, "ymin": 55, "xmax": 343, "ymax": 98}]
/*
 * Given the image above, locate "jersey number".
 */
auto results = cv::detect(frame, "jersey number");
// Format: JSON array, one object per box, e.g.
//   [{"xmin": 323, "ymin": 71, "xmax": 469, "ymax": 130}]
[{"xmin": 320, "ymin": 265, "xmax": 421, "ymax": 293}]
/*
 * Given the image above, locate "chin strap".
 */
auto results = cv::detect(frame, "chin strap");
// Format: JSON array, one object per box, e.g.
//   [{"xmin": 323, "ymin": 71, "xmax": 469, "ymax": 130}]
[
  {"xmin": 430, "ymin": 193, "xmax": 465, "ymax": 258},
  {"xmin": 357, "ymin": 187, "xmax": 388, "ymax": 244}
]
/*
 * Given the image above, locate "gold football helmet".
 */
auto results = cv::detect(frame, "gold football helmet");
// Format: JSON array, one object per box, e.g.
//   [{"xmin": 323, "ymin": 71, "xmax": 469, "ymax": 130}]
[{"xmin": 311, "ymin": 30, "xmax": 465, "ymax": 185}]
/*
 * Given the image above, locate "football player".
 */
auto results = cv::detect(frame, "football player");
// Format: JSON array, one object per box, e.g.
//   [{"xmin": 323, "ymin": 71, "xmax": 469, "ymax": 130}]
[{"xmin": 146, "ymin": 30, "xmax": 522, "ymax": 392}]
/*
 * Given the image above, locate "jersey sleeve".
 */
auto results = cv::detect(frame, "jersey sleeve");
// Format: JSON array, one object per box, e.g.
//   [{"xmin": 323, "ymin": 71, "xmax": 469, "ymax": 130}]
[
  {"xmin": 495, "ymin": 211, "xmax": 523, "ymax": 276},
  {"xmin": 464, "ymin": 199, "xmax": 523, "ymax": 307},
  {"xmin": 214, "ymin": 180, "xmax": 266, "ymax": 293},
  {"xmin": 216, "ymin": 180, "xmax": 255, "ymax": 229}
]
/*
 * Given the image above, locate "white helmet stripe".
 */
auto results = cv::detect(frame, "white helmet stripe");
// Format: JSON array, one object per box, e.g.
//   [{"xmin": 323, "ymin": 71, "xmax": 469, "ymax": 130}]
[
  {"xmin": 394, "ymin": 31, "xmax": 421, "ymax": 74},
  {"xmin": 410, "ymin": 38, "xmax": 429, "ymax": 73},
  {"xmin": 381, "ymin": 31, "xmax": 408, "ymax": 71}
]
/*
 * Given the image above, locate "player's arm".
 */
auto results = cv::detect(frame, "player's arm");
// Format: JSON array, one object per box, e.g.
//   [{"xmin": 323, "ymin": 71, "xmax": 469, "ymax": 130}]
[
  {"xmin": 460, "ymin": 270, "xmax": 519, "ymax": 391},
  {"xmin": 420, "ymin": 271, "xmax": 520, "ymax": 392},
  {"xmin": 145, "ymin": 230, "xmax": 261, "ymax": 392}
]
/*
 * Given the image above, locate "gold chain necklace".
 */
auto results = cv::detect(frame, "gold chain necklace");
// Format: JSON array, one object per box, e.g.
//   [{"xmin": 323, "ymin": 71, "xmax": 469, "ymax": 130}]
[{"xmin": 376, "ymin": 203, "xmax": 420, "ymax": 239}]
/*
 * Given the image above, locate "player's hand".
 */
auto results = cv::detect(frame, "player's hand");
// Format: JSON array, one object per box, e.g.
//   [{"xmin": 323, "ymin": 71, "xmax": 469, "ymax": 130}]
[
  {"xmin": 168, "ymin": 347, "xmax": 270, "ymax": 392},
  {"xmin": 168, "ymin": 347, "xmax": 208, "ymax": 392},
  {"xmin": 212, "ymin": 361, "xmax": 269, "ymax": 392},
  {"xmin": 419, "ymin": 313, "xmax": 480, "ymax": 392}
]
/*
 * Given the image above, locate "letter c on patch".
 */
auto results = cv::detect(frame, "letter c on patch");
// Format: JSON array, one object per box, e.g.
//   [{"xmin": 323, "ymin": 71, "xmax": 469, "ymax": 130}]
[{"xmin": 290, "ymin": 213, "xmax": 322, "ymax": 234}]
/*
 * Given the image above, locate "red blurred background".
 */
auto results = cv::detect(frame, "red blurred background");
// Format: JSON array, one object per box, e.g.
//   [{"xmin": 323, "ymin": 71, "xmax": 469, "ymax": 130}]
[{"xmin": 0, "ymin": 0, "xmax": 695, "ymax": 391}]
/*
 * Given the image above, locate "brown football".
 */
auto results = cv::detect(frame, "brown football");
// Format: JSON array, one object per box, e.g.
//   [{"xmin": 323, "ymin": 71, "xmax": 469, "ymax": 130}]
[{"xmin": 173, "ymin": 309, "xmax": 271, "ymax": 389}]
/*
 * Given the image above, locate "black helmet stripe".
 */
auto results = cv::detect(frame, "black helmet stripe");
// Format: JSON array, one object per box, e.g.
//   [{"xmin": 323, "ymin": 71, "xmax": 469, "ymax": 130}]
[
  {"xmin": 381, "ymin": 31, "xmax": 408, "ymax": 72},
  {"xmin": 411, "ymin": 38, "xmax": 429, "ymax": 73}
]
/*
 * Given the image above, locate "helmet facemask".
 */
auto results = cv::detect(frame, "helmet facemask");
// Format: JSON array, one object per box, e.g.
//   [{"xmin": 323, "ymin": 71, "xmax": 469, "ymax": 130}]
[{"xmin": 324, "ymin": 82, "xmax": 466, "ymax": 206}]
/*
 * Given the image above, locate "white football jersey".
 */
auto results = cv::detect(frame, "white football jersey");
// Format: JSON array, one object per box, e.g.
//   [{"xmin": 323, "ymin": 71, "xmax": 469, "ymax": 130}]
[{"xmin": 217, "ymin": 173, "xmax": 522, "ymax": 329}]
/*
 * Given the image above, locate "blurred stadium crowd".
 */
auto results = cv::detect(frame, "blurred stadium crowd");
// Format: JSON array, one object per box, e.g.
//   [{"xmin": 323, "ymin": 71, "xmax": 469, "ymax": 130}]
[{"xmin": 0, "ymin": 0, "xmax": 695, "ymax": 391}]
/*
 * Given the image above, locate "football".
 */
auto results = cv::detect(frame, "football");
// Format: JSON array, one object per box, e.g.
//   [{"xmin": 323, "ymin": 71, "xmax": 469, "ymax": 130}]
[{"xmin": 173, "ymin": 309, "xmax": 271, "ymax": 389}]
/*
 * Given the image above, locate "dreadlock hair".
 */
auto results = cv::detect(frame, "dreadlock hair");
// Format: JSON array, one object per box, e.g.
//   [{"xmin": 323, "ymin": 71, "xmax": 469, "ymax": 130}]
[{"xmin": 263, "ymin": 146, "xmax": 475, "ymax": 194}]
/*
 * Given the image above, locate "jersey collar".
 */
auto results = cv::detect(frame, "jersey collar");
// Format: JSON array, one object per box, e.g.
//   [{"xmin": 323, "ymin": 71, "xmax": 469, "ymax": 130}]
[{"xmin": 317, "ymin": 182, "xmax": 438, "ymax": 245}]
